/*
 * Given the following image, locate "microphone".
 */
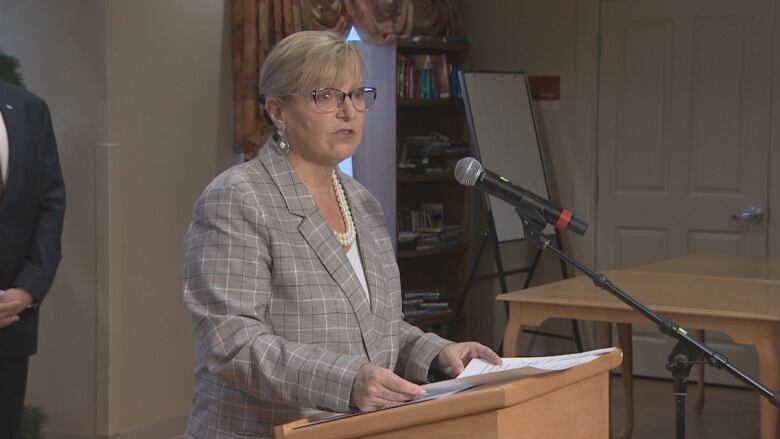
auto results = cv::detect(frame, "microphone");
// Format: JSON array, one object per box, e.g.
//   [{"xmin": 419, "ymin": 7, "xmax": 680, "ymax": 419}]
[{"xmin": 454, "ymin": 157, "xmax": 588, "ymax": 236}]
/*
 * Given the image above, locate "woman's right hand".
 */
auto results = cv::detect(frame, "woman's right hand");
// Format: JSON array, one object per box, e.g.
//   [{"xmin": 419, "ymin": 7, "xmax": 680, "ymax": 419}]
[{"xmin": 350, "ymin": 363, "xmax": 426, "ymax": 411}]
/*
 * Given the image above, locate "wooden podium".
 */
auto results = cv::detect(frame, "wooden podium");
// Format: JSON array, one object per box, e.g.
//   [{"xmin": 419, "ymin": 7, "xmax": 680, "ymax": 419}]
[{"xmin": 275, "ymin": 349, "xmax": 622, "ymax": 439}]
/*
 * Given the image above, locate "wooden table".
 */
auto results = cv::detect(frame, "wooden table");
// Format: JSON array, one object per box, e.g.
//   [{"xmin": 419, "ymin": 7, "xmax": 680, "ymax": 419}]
[
  {"xmin": 623, "ymin": 253, "xmax": 780, "ymax": 283},
  {"xmin": 497, "ymin": 255, "xmax": 780, "ymax": 439}
]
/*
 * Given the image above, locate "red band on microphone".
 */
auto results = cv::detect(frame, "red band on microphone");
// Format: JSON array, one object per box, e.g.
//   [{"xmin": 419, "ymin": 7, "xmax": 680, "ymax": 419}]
[{"xmin": 556, "ymin": 209, "xmax": 573, "ymax": 230}]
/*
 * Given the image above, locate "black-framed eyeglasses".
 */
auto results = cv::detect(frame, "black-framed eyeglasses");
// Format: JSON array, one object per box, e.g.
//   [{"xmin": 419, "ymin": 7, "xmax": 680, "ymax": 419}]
[{"xmin": 309, "ymin": 87, "xmax": 377, "ymax": 112}]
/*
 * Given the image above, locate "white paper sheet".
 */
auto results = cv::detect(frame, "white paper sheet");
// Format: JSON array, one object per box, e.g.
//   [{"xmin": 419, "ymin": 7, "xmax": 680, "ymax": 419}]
[
  {"xmin": 459, "ymin": 347, "xmax": 617, "ymax": 376},
  {"xmin": 423, "ymin": 347, "xmax": 616, "ymax": 397}
]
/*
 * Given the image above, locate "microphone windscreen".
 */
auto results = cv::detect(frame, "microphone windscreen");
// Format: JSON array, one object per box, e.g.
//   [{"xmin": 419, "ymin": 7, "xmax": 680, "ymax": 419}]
[{"xmin": 454, "ymin": 157, "xmax": 483, "ymax": 186}]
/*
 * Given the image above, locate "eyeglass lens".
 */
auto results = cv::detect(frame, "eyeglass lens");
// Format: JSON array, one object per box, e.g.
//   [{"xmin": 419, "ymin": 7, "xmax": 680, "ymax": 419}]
[{"xmin": 313, "ymin": 88, "xmax": 376, "ymax": 112}]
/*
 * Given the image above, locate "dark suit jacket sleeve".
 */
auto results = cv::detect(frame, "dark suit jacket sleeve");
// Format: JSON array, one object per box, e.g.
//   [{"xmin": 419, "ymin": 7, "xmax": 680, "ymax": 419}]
[{"xmin": 13, "ymin": 99, "xmax": 65, "ymax": 303}]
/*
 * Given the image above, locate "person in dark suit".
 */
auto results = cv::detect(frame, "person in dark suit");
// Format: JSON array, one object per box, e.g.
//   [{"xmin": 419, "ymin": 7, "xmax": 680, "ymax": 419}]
[{"xmin": 0, "ymin": 79, "xmax": 65, "ymax": 439}]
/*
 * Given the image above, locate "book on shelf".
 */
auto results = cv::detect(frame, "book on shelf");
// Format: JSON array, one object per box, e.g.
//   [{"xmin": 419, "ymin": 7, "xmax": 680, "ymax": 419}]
[
  {"xmin": 403, "ymin": 287, "xmax": 448, "ymax": 301},
  {"xmin": 403, "ymin": 286, "xmax": 452, "ymax": 323},
  {"xmin": 435, "ymin": 54, "xmax": 450, "ymax": 98},
  {"xmin": 397, "ymin": 230, "xmax": 418, "ymax": 252},
  {"xmin": 397, "ymin": 54, "xmax": 459, "ymax": 100},
  {"xmin": 419, "ymin": 203, "xmax": 443, "ymax": 229},
  {"xmin": 448, "ymin": 65, "xmax": 463, "ymax": 97},
  {"xmin": 418, "ymin": 302, "xmax": 450, "ymax": 309},
  {"xmin": 397, "ymin": 203, "xmax": 443, "ymax": 234},
  {"xmin": 415, "ymin": 234, "xmax": 440, "ymax": 250},
  {"xmin": 397, "ymin": 131, "xmax": 469, "ymax": 175},
  {"xmin": 396, "ymin": 215, "xmax": 462, "ymax": 251},
  {"xmin": 403, "ymin": 308, "xmax": 452, "ymax": 320},
  {"xmin": 403, "ymin": 309, "xmax": 427, "ymax": 318}
]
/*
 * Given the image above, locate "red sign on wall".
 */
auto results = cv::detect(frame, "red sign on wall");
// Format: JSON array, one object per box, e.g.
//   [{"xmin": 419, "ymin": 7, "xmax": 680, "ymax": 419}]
[{"xmin": 528, "ymin": 76, "xmax": 560, "ymax": 101}]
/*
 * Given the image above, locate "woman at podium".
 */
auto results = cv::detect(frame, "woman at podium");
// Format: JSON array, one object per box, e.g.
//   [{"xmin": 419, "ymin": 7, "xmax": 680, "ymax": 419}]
[{"xmin": 182, "ymin": 31, "xmax": 499, "ymax": 439}]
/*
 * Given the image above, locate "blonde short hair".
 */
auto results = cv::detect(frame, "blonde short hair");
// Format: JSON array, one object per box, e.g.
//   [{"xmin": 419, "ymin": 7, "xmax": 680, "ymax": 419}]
[{"xmin": 260, "ymin": 31, "xmax": 365, "ymax": 100}]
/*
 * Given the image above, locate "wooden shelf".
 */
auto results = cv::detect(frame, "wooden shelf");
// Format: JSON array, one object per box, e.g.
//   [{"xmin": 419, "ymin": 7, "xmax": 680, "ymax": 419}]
[
  {"xmin": 398, "ymin": 97, "xmax": 463, "ymax": 107},
  {"xmin": 404, "ymin": 311, "xmax": 454, "ymax": 328},
  {"xmin": 397, "ymin": 243, "xmax": 466, "ymax": 260},
  {"xmin": 397, "ymin": 40, "xmax": 469, "ymax": 51},
  {"xmin": 397, "ymin": 173, "xmax": 455, "ymax": 183}
]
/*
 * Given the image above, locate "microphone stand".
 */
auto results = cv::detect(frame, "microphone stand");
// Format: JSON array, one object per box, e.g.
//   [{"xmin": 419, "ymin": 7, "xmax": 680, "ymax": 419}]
[{"xmin": 514, "ymin": 205, "xmax": 780, "ymax": 439}]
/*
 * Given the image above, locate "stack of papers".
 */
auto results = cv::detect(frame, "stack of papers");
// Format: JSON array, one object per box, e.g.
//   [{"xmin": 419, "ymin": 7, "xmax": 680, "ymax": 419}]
[{"xmin": 423, "ymin": 347, "xmax": 617, "ymax": 399}]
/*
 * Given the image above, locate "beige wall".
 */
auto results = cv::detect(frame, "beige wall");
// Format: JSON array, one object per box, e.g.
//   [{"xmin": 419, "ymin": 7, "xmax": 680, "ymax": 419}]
[
  {"xmin": 0, "ymin": 0, "xmax": 236, "ymax": 437},
  {"xmin": 465, "ymin": 0, "xmax": 596, "ymax": 350},
  {"xmin": 468, "ymin": 0, "xmax": 579, "ymax": 206},
  {"xmin": 104, "ymin": 0, "xmax": 235, "ymax": 435}
]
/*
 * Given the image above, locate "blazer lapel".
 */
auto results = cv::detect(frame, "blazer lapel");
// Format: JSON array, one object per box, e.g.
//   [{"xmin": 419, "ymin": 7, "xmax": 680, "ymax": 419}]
[
  {"xmin": 0, "ymin": 88, "xmax": 23, "ymax": 211},
  {"xmin": 345, "ymin": 182, "xmax": 384, "ymax": 317},
  {"xmin": 349, "ymin": 193, "xmax": 389, "ymax": 349},
  {"xmin": 259, "ymin": 147, "xmax": 380, "ymax": 360}
]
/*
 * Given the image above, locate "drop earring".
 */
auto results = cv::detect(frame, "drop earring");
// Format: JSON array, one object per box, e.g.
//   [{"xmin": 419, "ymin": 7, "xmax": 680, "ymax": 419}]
[{"xmin": 276, "ymin": 127, "xmax": 290, "ymax": 153}]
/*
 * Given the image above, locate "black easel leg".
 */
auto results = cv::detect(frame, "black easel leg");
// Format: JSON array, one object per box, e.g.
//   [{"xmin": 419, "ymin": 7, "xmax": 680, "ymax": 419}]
[
  {"xmin": 522, "ymin": 249, "xmax": 543, "ymax": 289},
  {"xmin": 454, "ymin": 230, "xmax": 490, "ymax": 322},
  {"xmin": 488, "ymin": 216, "xmax": 509, "ymax": 295}
]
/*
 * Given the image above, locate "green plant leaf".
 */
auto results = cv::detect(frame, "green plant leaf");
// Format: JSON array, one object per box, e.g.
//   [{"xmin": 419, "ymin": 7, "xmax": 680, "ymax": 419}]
[{"xmin": 20, "ymin": 405, "xmax": 48, "ymax": 439}]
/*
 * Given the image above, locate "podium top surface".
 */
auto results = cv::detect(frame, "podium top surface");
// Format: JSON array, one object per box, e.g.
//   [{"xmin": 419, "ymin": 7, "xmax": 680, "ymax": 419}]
[{"xmin": 274, "ymin": 349, "xmax": 622, "ymax": 439}]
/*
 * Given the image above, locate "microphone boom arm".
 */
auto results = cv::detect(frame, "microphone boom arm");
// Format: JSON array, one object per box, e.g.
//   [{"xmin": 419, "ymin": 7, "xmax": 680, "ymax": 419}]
[{"xmin": 521, "ymin": 219, "xmax": 780, "ymax": 404}]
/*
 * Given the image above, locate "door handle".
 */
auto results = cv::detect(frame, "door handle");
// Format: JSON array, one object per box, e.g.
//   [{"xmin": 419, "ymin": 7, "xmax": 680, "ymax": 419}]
[{"xmin": 732, "ymin": 206, "xmax": 764, "ymax": 224}]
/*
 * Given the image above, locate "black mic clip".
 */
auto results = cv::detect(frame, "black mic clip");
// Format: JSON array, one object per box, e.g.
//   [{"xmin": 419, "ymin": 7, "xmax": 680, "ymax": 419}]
[{"xmin": 515, "ymin": 205, "xmax": 551, "ymax": 251}]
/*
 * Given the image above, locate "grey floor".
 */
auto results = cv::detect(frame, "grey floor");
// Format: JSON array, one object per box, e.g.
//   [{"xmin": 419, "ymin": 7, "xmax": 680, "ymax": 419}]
[{"xmin": 610, "ymin": 375, "xmax": 761, "ymax": 439}]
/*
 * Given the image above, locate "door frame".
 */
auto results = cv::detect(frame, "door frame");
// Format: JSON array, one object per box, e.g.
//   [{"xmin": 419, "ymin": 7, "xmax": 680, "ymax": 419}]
[
  {"xmin": 573, "ymin": 0, "xmax": 602, "ymax": 270},
  {"xmin": 770, "ymin": 1, "xmax": 780, "ymax": 258}
]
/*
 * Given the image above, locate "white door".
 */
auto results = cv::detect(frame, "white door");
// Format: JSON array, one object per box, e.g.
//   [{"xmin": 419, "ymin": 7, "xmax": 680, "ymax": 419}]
[{"xmin": 597, "ymin": 0, "xmax": 773, "ymax": 384}]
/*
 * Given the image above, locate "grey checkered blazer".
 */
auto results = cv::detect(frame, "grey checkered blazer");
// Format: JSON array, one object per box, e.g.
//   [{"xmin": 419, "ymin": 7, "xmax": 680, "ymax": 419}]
[{"xmin": 183, "ymin": 145, "xmax": 451, "ymax": 438}]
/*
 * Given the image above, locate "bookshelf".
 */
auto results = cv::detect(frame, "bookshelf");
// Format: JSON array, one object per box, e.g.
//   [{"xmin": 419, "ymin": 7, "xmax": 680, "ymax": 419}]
[{"xmin": 394, "ymin": 38, "xmax": 471, "ymax": 338}]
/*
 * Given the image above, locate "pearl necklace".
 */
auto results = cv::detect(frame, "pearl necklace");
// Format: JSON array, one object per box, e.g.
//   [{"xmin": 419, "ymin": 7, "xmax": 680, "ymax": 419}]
[{"xmin": 332, "ymin": 170, "xmax": 356, "ymax": 247}]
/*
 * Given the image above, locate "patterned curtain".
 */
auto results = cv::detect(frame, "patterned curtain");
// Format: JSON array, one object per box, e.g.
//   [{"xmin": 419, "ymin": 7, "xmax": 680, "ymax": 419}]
[{"xmin": 232, "ymin": 0, "xmax": 464, "ymax": 156}]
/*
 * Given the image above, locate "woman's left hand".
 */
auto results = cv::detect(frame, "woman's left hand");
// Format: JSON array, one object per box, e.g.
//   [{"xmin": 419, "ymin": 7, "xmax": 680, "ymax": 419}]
[{"xmin": 432, "ymin": 342, "xmax": 502, "ymax": 378}]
